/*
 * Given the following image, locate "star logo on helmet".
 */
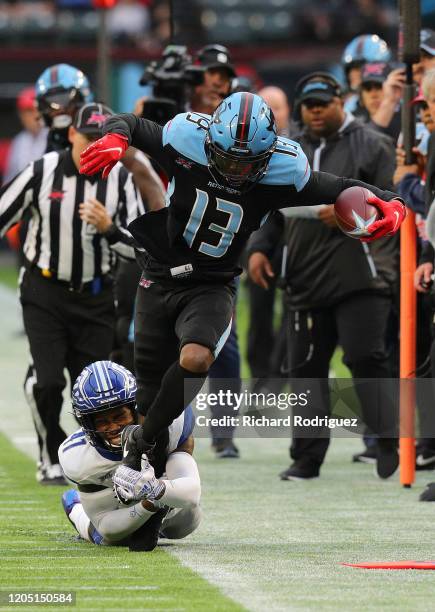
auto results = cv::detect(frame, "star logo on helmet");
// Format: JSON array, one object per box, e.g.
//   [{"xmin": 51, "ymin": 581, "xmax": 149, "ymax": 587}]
[{"xmin": 347, "ymin": 210, "xmax": 378, "ymax": 237}]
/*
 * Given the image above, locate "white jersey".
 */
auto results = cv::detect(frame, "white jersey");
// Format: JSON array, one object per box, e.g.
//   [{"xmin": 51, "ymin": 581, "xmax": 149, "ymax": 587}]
[
  {"xmin": 58, "ymin": 407, "xmax": 199, "ymax": 545},
  {"xmin": 59, "ymin": 407, "xmax": 194, "ymax": 490}
]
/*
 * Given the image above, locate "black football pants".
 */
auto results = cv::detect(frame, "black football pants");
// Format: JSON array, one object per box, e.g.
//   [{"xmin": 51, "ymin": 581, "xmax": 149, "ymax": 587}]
[
  {"xmin": 134, "ymin": 278, "xmax": 236, "ymax": 425},
  {"xmin": 287, "ymin": 292, "xmax": 396, "ymax": 470}
]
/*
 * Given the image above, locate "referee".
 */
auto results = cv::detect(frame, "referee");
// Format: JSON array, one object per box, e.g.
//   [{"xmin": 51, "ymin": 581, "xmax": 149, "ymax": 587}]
[{"xmin": 0, "ymin": 102, "xmax": 144, "ymax": 484}]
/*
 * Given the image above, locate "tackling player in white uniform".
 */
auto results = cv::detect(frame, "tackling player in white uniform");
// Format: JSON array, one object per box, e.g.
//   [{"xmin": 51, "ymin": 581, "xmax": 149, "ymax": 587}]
[{"xmin": 59, "ymin": 361, "xmax": 201, "ymax": 551}]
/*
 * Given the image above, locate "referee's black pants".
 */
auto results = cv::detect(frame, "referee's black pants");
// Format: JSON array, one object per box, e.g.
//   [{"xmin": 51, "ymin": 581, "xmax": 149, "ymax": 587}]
[
  {"xmin": 287, "ymin": 292, "xmax": 396, "ymax": 470},
  {"xmin": 20, "ymin": 270, "xmax": 115, "ymax": 465}
]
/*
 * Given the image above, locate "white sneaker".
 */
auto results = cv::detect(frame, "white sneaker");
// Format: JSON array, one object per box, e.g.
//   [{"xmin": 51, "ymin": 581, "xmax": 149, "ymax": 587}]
[
  {"xmin": 40, "ymin": 463, "xmax": 68, "ymax": 486},
  {"xmin": 35, "ymin": 461, "xmax": 47, "ymax": 482}
]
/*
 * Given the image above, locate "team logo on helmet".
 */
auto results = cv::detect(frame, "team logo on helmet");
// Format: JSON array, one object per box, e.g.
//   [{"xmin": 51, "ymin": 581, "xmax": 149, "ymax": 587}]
[
  {"xmin": 206, "ymin": 92, "xmax": 277, "ymax": 190},
  {"xmin": 72, "ymin": 361, "xmax": 137, "ymax": 452}
]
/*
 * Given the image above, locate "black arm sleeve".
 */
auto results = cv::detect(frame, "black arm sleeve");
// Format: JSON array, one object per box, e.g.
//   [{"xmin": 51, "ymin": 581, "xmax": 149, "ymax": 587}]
[
  {"xmin": 420, "ymin": 241, "xmax": 435, "ymax": 266},
  {"xmin": 288, "ymin": 171, "xmax": 401, "ymax": 207},
  {"xmin": 103, "ymin": 114, "xmax": 172, "ymax": 177},
  {"xmin": 246, "ymin": 212, "xmax": 285, "ymax": 258}
]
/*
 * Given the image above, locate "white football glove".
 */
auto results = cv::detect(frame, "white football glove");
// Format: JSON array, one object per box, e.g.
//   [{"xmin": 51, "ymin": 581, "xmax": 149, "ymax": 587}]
[{"xmin": 113, "ymin": 455, "xmax": 165, "ymax": 505}]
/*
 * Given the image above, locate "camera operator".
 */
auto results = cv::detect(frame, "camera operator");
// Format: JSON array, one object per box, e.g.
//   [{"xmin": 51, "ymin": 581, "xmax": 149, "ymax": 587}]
[{"xmin": 190, "ymin": 44, "xmax": 236, "ymax": 115}]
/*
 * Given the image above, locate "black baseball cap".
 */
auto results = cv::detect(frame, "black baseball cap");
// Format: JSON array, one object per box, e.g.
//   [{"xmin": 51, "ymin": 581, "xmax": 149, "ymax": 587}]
[
  {"xmin": 196, "ymin": 44, "xmax": 237, "ymax": 78},
  {"xmin": 297, "ymin": 79, "xmax": 340, "ymax": 104},
  {"xmin": 420, "ymin": 29, "xmax": 435, "ymax": 56},
  {"xmin": 360, "ymin": 62, "xmax": 389, "ymax": 85},
  {"xmin": 74, "ymin": 102, "xmax": 113, "ymax": 137}
]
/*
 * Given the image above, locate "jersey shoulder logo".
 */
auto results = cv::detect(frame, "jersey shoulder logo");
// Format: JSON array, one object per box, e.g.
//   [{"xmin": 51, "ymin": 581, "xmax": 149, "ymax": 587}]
[{"xmin": 175, "ymin": 156, "xmax": 193, "ymax": 170}]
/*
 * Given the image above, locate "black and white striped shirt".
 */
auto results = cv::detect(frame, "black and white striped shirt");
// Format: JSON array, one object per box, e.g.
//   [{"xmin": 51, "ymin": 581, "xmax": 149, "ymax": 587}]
[{"xmin": 0, "ymin": 150, "xmax": 144, "ymax": 285}]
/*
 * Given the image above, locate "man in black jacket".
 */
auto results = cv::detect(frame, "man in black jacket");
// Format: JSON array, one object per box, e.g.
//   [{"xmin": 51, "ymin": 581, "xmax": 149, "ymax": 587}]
[{"xmin": 248, "ymin": 73, "xmax": 399, "ymax": 481}]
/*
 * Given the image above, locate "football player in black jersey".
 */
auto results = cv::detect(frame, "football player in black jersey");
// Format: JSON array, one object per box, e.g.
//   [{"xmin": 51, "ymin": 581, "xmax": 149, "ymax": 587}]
[{"xmin": 80, "ymin": 91, "xmax": 406, "ymax": 469}]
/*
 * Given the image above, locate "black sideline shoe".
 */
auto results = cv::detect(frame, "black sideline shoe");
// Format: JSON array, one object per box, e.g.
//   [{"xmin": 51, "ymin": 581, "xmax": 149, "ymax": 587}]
[
  {"xmin": 376, "ymin": 439, "xmax": 399, "ymax": 479},
  {"xmin": 416, "ymin": 451, "xmax": 435, "ymax": 471},
  {"xmin": 279, "ymin": 462, "xmax": 319, "ymax": 481},
  {"xmin": 420, "ymin": 482, "xmax": 435, "ymax": 502},
  {"xmin": 215, "ymin": 441, "xmax": 240, "ymax": 459}
]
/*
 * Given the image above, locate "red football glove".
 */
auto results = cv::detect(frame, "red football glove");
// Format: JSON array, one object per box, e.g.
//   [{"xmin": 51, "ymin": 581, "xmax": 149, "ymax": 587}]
[
  {"xmin": 80, "ymin": 133, "xmax": 129, "ymax": 179},
  {"xmin": 360, "ymin": 195, "xmax": 407, "ymax": 242}
]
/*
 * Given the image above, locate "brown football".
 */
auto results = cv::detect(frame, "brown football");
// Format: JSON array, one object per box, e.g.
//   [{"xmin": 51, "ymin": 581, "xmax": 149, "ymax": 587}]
[{"xmin": 334, "ymin": 186, "xmax": 380, "ymax": 239}]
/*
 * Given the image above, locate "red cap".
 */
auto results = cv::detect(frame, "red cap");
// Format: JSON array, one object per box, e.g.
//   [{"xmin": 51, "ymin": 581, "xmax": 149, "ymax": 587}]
[{"xmin": 17, "ymin": 87, "xmax": 36, "ymax": 111}]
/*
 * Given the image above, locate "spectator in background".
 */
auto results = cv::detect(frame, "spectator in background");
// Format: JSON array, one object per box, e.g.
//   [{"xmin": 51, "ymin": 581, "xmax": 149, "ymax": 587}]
[
  {"xmin": 191, "ymin": 44, "xmax": 236, "ymax": 115},
  {"xmin": 248, "ymin": 72, "xmax": 399, "ymax": 481},
  {"xmin": 367, "ymin": 65, "xmax": 405, "ymax": 143},
  {"xmin": 354, "ymin": 62, "xmax": 402, "ymax": 143},
  {"xmin": 407, "ymin": 68, "xmax": 435, "ymax": 474},
  {"xmin": 258, "ymin": 86, "xmax": 292, "ymax": 137},
  {"xmin": 3, "ymin": 87, "xmax": 48, "ymax": 184},
  {"xmin": 414, "ymin": 29, "xmax": 435, "ymax": 86},
  {"xmin": 372, "ymin": 30, "xmax": 435, "ymax": 144},
  {"xmin": 342, "ymin": 34, "xmax": 391, "ymax": 113},
  {"xmin": 108, "ymin": 0, "xmax": 151, "ymax": 45},
  {"xmin": 415, "ymin": 68, "xmax": 435, "ymax": 500},
  {"xmin": 355, "ymin": 63, "xmax": 389, "ymax": 123}
]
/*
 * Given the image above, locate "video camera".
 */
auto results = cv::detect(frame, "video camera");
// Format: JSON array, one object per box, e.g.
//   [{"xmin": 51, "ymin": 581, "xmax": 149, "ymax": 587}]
[{"xmin": 140, "ymin": 45, "xmax": 204, "ymax": 125}]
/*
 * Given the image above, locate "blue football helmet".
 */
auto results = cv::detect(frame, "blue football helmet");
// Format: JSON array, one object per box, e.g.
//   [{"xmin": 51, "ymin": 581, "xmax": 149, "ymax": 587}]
[
  {"xmin": 342, "ymin": 35, "xmax": 391, "ymax": 72},
  {"xmin": 72, "ymin": 361, "xmax": 137, "ymax": 451},
  {"xmin": 36, "ymin": 63, "xmax": 93, "ymax": 126},
  {"xmin": 206, "ymin": 92, "xmax": 277, "ymax": 189}
]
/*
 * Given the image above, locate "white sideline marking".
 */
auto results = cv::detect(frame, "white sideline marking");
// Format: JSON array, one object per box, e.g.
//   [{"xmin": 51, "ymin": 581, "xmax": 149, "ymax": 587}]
[
  {"xmin": 0, "ymin": 500, "xmax": 41, "ymax": 504},
  {"xmin": 0, "ymin": 585, "xmax": 157, "ymax": 591},
  {"xmin": 12, "ymin": 435, "xmax": 37, "ymax": 445},
  {"xmin": 16, "ymin": 566, "xmax": 132, "ymax": 571}
]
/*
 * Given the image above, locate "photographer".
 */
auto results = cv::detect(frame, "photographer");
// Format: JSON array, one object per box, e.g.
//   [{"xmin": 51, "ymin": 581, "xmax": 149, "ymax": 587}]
[{"xmin": 191, "ymin": 44, "xmax": 236, "ymax": 115}]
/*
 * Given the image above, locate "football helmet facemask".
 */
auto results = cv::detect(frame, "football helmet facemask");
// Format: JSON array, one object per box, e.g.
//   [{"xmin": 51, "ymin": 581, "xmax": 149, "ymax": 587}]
[
  {"xmin": 72, "ymin": 361, "xmax": 137, "ymax": 452},
  {"xmin": 205, "ymin": 91, "xmax": 277, "ymax": 190}
]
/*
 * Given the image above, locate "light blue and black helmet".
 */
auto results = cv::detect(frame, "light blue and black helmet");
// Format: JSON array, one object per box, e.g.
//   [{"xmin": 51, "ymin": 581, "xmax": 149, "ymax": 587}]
[
  {"xmin": 35, "ymin": 63, "xmax": 93, "ymax": 125},
  {"xmin": 72, "ymin": 361, "xmax": 137, "ymax": 451},
  {"xmin": 342, "ymin": 35, "xmax": 391, "ymax": 74},
  {"xmin": 206, "ymin": 91, "xmax": 277, "ymax": 189}
]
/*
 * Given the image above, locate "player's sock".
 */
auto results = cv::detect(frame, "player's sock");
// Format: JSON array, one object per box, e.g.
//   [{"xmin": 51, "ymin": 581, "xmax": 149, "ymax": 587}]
[
  {"xmin": 141, "ymin": 362, "xmax": 207, "ymax": 444},
  {"xmin": 69, "ymin": 504, "xmax": 92, "ymax": 542}
]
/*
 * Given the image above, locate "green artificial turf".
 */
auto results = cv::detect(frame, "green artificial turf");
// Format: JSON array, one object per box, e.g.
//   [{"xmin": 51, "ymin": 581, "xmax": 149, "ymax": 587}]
[
  {"xmin": 0, "ymin": 433, "xmax": 244, "ymax": 612},
  {"xmin": 0, "ymin": 262, "xmax": 18, "ymax": 290},
  {"xmin": 4, "ymin": 267, "xmax": 432, "ymax": 612}
]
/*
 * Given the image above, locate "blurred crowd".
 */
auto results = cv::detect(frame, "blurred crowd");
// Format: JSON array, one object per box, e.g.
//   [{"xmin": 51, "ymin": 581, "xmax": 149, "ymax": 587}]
[
  {"xmin": 0, "ymin": 0, "xmax": 404, "ymax": 47},
  {"xmin": 3, "ymin": 25, "xmax": 435, "ymax": 494}
]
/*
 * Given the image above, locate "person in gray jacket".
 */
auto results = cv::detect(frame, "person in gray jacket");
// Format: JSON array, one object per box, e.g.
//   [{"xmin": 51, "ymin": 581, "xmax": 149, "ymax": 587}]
[{"xmin": 248, "ymin": 72, "xmax": 399, "ymax": 482}]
